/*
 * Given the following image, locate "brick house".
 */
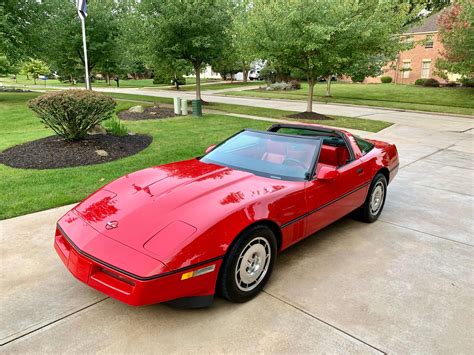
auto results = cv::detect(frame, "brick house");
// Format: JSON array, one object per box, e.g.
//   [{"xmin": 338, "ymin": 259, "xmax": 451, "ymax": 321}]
[{"xmin": 365, "ymin": 12, "xmax": 454, "ymax": 84}]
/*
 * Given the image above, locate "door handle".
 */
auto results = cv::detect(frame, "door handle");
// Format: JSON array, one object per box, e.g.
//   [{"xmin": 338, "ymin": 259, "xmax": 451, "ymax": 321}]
[{"xmin": 356, "ymin": 168, "xmax": 364, "ymax": 174}]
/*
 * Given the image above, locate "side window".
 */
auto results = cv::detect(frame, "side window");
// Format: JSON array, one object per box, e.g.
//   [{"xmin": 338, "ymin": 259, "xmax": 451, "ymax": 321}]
[{"xmin": 355, "ymin": 137, "xmax": 374, "ymax": 155}]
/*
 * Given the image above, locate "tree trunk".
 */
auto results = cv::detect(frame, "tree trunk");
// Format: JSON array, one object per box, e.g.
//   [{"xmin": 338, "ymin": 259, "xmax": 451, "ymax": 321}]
[
  {"xmin": 306, "ymin": 77, "xmax": 315, "ymax": 112},
  {"xmin": 106, "ymin": 73, "xmax": 110, "ymax": 86},
  {"xmin": 33, "ymin": 76, "xmax": 37, "ymax": 85},
  {"xmin": 175, "ymin": 75, "xmax": 180, "ymax": 91},
  {"xmin": 243, "ymin": 67, "xmax": 248, "ymax": 83},
  {"xmin": 325, "ymin": 75, "xmax": 332, "ymax": 97},
  {"xmin": 194, "ymin": 64, "xmax": 202, "ymax": 101}
]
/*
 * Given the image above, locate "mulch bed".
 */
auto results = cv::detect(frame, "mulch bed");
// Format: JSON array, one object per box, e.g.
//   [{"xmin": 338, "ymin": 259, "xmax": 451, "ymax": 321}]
[
  {"xmin": 0, "ymin": 134, "xmax": 152, "ymax": 169},
  {"xmin": 286, "ymin": 112, "xmax": 333, "ymax": 120},
  {"xmin": 0, "ymin": 87, "xmax": 32, "ymax": 93},
  {"xmin": 118, "ymin": 106, "xmax": 179, "ymax": 120}
]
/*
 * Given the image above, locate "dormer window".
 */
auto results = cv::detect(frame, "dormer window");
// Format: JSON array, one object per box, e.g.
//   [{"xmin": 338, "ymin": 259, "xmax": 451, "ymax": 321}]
[{"xmin": 425, "ymin": 35, "xmax": 434, "ymax": 48}]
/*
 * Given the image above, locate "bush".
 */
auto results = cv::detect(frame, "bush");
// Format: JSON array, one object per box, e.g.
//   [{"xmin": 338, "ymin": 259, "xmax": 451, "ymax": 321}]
[
  {"xmin": 28, "ymin": 90, "xmax": 116, "ymax": 141},
  {"xmin": 104, "ymin": 116, "xmax": 128, "ymax": 137},
  {"xmin": 289, "ymin": 80, "xmax": 301, "ymax": 90},
  {"xmin": 444, "ymin": 81, "xmax": 458, "ymax": 87},
  {"xmin": 266, "ymin": 82, "xmax": 291, "ymax": 91},
  {"xmin": 260, "ymin": 65, "xmax": 277, "ymax": 83},
  {"xmin": 380, "ymin": 76, "xmax": 393, "ymax": 83},
  {"xmin": 423, "ymin": 78, "xmax": 440, "ymax": 87},
  {"xmin": 460, "ymin": 78, "xmax": 474, "ymax": 87},
  {"xmin": 414, "ymin": 78, "xmax": 426, "ymax": 85}
]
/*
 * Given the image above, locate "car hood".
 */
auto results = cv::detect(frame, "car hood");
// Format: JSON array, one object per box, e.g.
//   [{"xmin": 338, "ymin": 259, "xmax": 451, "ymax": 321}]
[{"xmin": 73, "ymin": 158, "xmax": 295, "ymax": 258}]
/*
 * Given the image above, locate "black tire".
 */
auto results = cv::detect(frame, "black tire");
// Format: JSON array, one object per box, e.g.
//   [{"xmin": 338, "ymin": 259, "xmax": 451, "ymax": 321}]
[
  {"xmin": 357, "ymin": 173, "xmax": 388, "ymax": 223},
  {"xmin": 217, "ymin": 225, "xmax": 277, "ymax": 303}
]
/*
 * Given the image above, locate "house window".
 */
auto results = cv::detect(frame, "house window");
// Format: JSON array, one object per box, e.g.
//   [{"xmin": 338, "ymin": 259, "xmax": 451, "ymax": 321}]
[
  {"xmin": 402, "ymin": 61, "xmax": 411, "ymax": 79},
  {"xmin": 401, "ymin": 35, "xmax": 414, "ymax": 44},
  {"xmin": 425, "ymin": 35, "xmax": 434, "ymax": 48},
  {"xmin": 421, "ymin": 61, "xmax": 431, "ymax": 78}
]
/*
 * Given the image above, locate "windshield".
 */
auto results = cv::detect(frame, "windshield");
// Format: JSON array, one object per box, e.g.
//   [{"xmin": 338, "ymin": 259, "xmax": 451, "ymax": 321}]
[{"xmin": 201, "ymin": 130, "xmax": 321, "ymax": 181}]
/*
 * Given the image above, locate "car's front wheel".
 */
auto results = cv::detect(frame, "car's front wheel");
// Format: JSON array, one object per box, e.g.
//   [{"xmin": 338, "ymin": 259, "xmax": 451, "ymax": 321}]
[
  {"xmin": 357, "ymin": 173, "xmax": 387, "ymax": 223},
  {"xmin": 217, "ymin": 225, "xmax": 277, "ymax": 303}
]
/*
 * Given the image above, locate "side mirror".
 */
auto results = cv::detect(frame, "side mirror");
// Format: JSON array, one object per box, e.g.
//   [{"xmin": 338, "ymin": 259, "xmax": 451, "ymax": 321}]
[
  {"xmin": 204, "ymin": 144, "xmax": 217, "ymax": 154},
  {"xmin": 316, "ymin": 166, "xmax": 340, "ymax": 181}
]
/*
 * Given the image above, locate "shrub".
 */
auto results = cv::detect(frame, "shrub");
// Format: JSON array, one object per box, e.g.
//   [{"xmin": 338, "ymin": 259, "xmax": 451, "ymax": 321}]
[
  {"xmin": 423, "ymin": 78, "xmax": 440, "ymax": 87},
  {"xmin": 460, "ymin": 78, "xmax": 474, "ymax": 87},
  {"xmin": 289, "ymin": 80, "xmax": 301, "ymax": 90},
  {"xmin": 260, "ymin": 65, "xmax": 277, "ymax": 83},
  {"xmin": 444, "ymin": 81, "xmax": 458, "ymax": 87},
  {"xmin": 414, "ymin": 78, "xmax": 426, "ymax": 85},
  {"xmin": 380, "ymin": 76, "xmax": 393, "ymax": 83},
  {"xmin": 266, "ymin": 82, "xmax": 291, "ymax": 91},
  {"xmin": 104, "ymin": 116, "xmax": 128, "ymax": 137},
  {"xmin": 28, "ymin": 90, "xmax": 116, "ymax": 141}
]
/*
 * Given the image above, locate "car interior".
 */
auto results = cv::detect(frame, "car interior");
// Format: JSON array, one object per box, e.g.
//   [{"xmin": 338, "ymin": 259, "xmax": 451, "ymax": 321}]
[
  {"xmin": 267, "ymin": 126, "xmax": 352, "ymax": 174},
  {"xmin": 203, "ymin": 127, "xmax": 354, "ymax": 180},
  {"xmin": 230, "ymin": 136, "xmax": 318, "ymax": 173}
]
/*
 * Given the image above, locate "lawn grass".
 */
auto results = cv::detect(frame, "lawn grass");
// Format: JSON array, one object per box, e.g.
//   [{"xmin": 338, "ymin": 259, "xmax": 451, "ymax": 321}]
[
  {"xmin": 224, "ymin": 82, "xmax": 474, "ymax": 116},
  {"xmin": 105, "ymin": 92, "xmax": 173, "ymax": 105},
  {"xmin": 0, "ymin": 75, "xmax": 217, "ymax": 89},
  {"xmin": 100, "ymin": 93, "xmax": 392, "ymax": 133},
  {"xmin": 0, "ymin": 92, "xmax": 392, "ymax": 219},
  {"xmin": 0, "ymin": 92, "xmax": 272, "ymax": 219},
  {"xmin": 162, "ymin": 81, "xmax": 263, "ymax": 92}
]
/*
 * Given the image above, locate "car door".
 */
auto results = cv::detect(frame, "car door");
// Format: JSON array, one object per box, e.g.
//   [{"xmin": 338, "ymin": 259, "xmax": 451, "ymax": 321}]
[{"xmin": 301, "ymin": 148, "xmax": 371, "ymax": 239}]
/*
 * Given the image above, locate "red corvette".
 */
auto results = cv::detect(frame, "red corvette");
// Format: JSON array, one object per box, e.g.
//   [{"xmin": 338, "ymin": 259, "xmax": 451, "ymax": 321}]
[{"xmin": 55, "ymin": 123, "xmax": 398, "ymax": 307}]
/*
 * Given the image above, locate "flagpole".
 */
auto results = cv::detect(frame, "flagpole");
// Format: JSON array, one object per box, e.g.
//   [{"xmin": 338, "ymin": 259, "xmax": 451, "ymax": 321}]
[{"xmin": 80, "ymin": 15, "xmax": 90, "ymax": 90}]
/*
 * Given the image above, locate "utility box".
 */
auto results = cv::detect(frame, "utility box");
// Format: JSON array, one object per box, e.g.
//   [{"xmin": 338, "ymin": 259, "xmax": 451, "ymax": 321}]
[
  {"xmin": 181, "ymin": 99, "xmax": 188, "ymax": 115},
  {"xmin": 192, "ymin": 100, "xmax": 202, "ymax": 117},
  {"xmin": 173, "ymin": 97, "xmax": 181, "ymax": 115}
]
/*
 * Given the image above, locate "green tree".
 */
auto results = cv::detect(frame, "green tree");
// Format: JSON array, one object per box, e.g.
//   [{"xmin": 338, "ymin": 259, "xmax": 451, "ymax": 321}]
[
  {"xmin": 141, "ymin": 0, "xmax": 232, "ymax": 101},
  {"xmin": 0, "ymin": 0, "xmax": 44, "ymax": 66},
  {"xmin": 0, "ymin": 55, "xmax": 12, "ymax": 76},
  {"xmin": 21, "ymin": 59, "xmax": 50, "ymax": 84},
  {"xmin": 231, "ymin": 0, "xmax": 257, "ymax": 82},
  {"xmin": 404, "ymin": 0, "xmax": 451, "ymax": 25},
  {"xmin": 248, "ymin": 0, "xmax": 413, "ymax": 112},
  {"xmin": 115, "ymin": 0, "xmax": 152, "ymax": 80},
  {"xmin": 436, "ymin": 0, "xmax": 474, "ymax": 78},
  {"xmin": 153, "ymin": 59, "xmax": 192, "ymax": 90},
  {"xmin": 346, "ymin": 56, "xmax": 386, "ymax": 83},
  {"xmin": 40, "ymin": 0, "xmax": 121, "ymax": 85},
  {"xmin": 211, "ymin": 46, "xmax": 241, "ymax": 80}
]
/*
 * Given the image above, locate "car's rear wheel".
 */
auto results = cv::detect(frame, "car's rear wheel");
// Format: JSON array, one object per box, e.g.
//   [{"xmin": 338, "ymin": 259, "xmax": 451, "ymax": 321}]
[
  {"xmin": 217, "ymin": 225, "xmax": 277, "ymax": 303},
  {"xmin": 358, "ymin": 173, "xmax": 387, "ymax": 223}
]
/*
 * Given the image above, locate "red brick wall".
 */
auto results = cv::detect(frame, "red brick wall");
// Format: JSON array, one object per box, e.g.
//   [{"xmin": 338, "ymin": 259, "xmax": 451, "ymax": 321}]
[{"xmin": 365, "ymin": 32, "xmax": 445, "ymax": 84}]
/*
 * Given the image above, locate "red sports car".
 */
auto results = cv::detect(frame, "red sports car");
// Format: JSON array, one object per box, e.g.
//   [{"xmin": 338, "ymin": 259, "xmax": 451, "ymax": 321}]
[{"xmin": 55, "ymin": 123, "xmax": 398, "ymax": 307}]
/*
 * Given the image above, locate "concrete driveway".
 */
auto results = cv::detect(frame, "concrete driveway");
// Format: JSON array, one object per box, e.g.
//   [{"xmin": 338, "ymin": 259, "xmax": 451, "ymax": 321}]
[{"xmin": 1, "ymin": 97, "xmax": 473, "ymax": 353}]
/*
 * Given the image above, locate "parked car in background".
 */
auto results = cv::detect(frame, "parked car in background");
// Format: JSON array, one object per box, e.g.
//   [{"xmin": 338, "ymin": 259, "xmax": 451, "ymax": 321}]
[{"xmin": 249, "ymin": 69, "xmax": 261, "ymax": 81}]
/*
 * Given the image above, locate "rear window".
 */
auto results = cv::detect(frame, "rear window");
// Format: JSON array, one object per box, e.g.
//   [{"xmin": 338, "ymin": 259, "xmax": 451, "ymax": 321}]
[{"xmin": 355, "ymin": 137, "xmax": 374, "ymax": 155}]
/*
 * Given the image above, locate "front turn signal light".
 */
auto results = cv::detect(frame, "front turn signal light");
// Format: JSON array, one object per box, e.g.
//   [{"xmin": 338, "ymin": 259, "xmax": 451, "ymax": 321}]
[{"xmin": 181, "ymin": 264, "xmax": 216, "ymax": 280}]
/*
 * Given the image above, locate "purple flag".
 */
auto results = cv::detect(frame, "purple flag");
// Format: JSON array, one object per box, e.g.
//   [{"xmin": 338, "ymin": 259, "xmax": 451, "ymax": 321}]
[{"xmin": 76, "ymin": 0, "xmax": 87, "ymax": 19}]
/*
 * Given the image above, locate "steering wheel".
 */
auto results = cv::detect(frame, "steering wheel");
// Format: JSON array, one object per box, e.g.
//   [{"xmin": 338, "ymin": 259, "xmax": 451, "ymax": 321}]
[{"xmin": 283, "ymin": 158, "xmax": 307, "ymax": 169}]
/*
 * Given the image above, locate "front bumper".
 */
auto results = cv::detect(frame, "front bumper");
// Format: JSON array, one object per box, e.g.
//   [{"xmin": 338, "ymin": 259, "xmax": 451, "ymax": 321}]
[{"xmin": 54, "ymin": 227, "xmax": 221, "ymax": 307}]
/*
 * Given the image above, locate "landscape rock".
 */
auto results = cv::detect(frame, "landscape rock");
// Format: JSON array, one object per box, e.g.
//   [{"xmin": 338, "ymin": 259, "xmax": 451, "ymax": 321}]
[
  {"xmin": 95, "ymin": 149, "xmax": 109, "ymax": 157},
  {"xmin": 87, "ymin": 124, "xmax": 107, "ymax": 135},
  {"xmin": 128, "ymin": 105, "xmax": 145, "ymax": 113}
]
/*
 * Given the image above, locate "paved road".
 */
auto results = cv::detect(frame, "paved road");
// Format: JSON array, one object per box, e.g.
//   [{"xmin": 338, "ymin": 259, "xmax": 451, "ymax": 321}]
[{"xmin": 1, "ymin": 92, "xmax": 473, "ymax": 353}]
